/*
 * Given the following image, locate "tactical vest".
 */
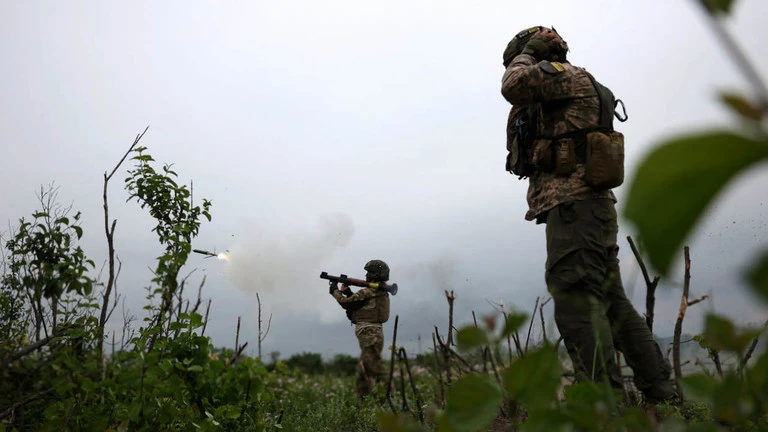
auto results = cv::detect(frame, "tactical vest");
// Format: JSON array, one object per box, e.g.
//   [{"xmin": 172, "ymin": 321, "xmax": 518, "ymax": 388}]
[
  {"xmin": 506, "ymin": 66, "xmax": 628, "ymax": 190},
  {"xmin": 349, "ymin": 292, "xmax": 390, "ymax": 324}
]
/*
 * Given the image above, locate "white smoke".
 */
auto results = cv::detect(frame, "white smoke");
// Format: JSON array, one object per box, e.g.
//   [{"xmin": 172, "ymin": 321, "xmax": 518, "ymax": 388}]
[{"xmin": 222, "ymin": 212, "xmax": 355, "ymax": 324}]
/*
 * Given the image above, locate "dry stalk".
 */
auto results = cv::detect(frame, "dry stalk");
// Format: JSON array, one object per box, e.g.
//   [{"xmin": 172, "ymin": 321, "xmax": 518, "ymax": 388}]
[
  {"xmin": 201, "ymin": 299, "xmax": 212, "ymax": 336},
  {"xmin": 432, "ymin": 333, "xmax": 445, "ymax": 409},
  {"xmin": 627, "ymin": 236, "xmax": 660, "ymax": 332},
  {"xmin": 445, "ymin": 290, "xmax": 455, "ymax": 347},
  {"xmin": 524, "ymin": 297, "xmax": 540, "ymax": 354},
  {"xmin": 386, "ymin": 315, "xmax": 399, "ymax": 413},
  {"xmin": 98, "ymin": 126, "xmax": 149, "ymax": 372},
  {"xmin": 399, "ymin": 347, "xmax": 425, "ymax": 423},
  {"xmin": 672, "ymin": 247, "xmax": 709, "ymax": 399},
  {"xmin": 540, "ymin": 297, "xmax": 552, "ymax": 344}
]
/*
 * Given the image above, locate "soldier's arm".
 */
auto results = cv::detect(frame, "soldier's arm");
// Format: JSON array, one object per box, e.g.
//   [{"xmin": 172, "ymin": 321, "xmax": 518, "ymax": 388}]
[
  {"xmin": 332, "ymin": 287, "xmax": 376, "ymax": 310},
  {"xmin": 501, "ymin": 54, "xmax": 573, "ymax": 105}
]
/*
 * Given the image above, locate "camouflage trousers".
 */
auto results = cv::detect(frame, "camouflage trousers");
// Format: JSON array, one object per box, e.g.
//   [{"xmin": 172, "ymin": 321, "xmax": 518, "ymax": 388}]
[
  {"xmin": 354, "ymin": 323, "xmax": 386, "ymax": 398},
  {"xmin": 545, "ymin": 198, "xmax": 676, "ymax": 403}
]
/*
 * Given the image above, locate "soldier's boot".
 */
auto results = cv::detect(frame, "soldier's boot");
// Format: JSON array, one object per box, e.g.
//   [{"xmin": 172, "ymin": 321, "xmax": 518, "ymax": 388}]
[{"xmin": 606, "ymin": 289, "xmax": 678, "ymax": 405}]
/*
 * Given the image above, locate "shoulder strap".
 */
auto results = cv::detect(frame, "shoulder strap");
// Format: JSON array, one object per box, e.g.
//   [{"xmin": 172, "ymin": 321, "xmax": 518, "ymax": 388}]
[{"xmin": 584, "ymin": 71, "xmax": 628, "ymax": 127}]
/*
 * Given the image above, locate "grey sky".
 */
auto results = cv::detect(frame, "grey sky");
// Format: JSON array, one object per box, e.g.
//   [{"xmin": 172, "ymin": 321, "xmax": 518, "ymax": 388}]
[{"xmin": 2, "ymin": 0, "xmax": 767, "ymax": 359}]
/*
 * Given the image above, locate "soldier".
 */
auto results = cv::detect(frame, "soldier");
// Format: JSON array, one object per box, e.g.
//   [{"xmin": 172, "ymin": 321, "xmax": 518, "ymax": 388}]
[
  {"xmin": 328, "ymin": 259, "xmax": 392, "ymax": 398},
  {"xmin": 500, "ymin": 26, "xmax": 678, "ymax": 404}
]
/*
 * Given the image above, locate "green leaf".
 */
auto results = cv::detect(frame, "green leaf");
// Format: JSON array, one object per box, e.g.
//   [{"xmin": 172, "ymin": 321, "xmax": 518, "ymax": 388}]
[
  {"xmin": 503, "ymin": 345, "xmax": 562, "ymax": 409},
  {"xmin": 746, "ymin": 249, "xmax": 768, "ymax": 303},
  {"xmin": 378, "ymin": 412, "xmax": 429, "ymax": 432},
  {"xmin": 680, "ymin": 373, "xmax": 718, "ymax": 403},
  {"xmin": 73, "ymin": 225, "xmax": 83, "ymax": 239},
  {"xmin": 703, "ymin": 313, "xmax": 762, "ymax": 354},
  {"xmin": 720, "ymin": 92, "xmax": 765, "ymax": 121},
  {"xmin": 498, "ymin": 312, "xmax": 527, "ymax": 341},
  {"xmin": 441, "ymin": 374, "xmax": 503, "ymax": 432},
  {"xmin": 623, "ymin": 131, "xmax": 768, "ymax": 276},
  {"xmin": 712, "ymin": 374, "xmax": 757, "ymax": 423},
  {"xmin": 519, "ymin": 409, "xmax": 571, "ymax": 432},
  {"xmin": 700, "ymin": 0, "xmax": 737, "ymax": 15},
  {"xmin": 455, "ymin": 326, "xmax": 489, "ymax": 352}
]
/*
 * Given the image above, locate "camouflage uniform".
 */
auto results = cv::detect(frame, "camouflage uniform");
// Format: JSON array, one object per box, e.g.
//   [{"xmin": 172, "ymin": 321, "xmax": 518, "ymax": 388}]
[
  {"xmin": 501, "ymin": 51, "xmax": 677, "ymax": 403},
  {"xmin": 332, "ymin": 285, "xmax": 389, "ymax": 397}
]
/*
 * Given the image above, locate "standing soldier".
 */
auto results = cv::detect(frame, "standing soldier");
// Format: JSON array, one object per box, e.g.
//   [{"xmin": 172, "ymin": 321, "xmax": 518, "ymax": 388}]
[
  {"xmin": 500, "ymin": 26, "xmax": 678, "ymax": 405},
  {"xmin": 328, "ymin": 259, "xmax": 392, "ymax": 398}
]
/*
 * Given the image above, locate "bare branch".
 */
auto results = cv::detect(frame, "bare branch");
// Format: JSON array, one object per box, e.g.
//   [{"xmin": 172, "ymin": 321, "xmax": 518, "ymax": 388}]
[
  {"xmin": 673, "ymin": 247, "xmax": 692, "ymax": 400},
  {"xmin": 386, "ymin": 315, "xmax": 399, "ymax": 413},
  {"xmin": 0, "ymin": 388, "xmax": 56, "ymax": 420},
  {"xmin": 445, "ymin": 290, "xmax": 455, "ymax": 347},
  {"xmin": 525, "ymin": 297, "xmax": 540, "ymax": 354},
  {"xmin": 99, "ymin": 126, "xmax": 149, "ymax": 360},
  {"xmin": 695, "ymin": 3, "xmax": 768, "ymax": 107},
  {"xmin": 627, "ymin": 236, "xmax": 661, "ymax": 332},
  {"xmin": 540, "ymin": 297, "xmax": 551, "ymax": 344},
  {"xmin": 201, "ymin": 299, "xmax": 212, "ymax": 336}
]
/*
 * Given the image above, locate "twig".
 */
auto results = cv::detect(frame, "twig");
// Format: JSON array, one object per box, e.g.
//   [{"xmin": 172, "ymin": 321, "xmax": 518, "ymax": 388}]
[
  {"xmin": 525, "ymin": 297, "xmax": 540, "ymax": 354},
  {"xmin": 435, "ymin": 326, "xmax": 452, "ymax": 388},
  {"xmin": 710, "ymin": 348, "xmax": 724, "ymax": 378},
  {"xmin": 386, "ymin": 315, "xmax": 399, "ymax": 413},
  {"xmin": 673, "ymin": 247, "xmax": 692, "ymax": 398},
  {"xmin": 231, "ymin": 316, "xmax": 241, "ymax": 365},
  {"xmin": 502, "ymin": 310, "xmax": 513, "ymax": 366},
  {"xmin": 0, "ymin": 387, "xmax": 56, "ymax": 420},
  {"xmin": 540, "ymin": 297, "xmax": 551, "ymax": 344},
  {"xmin": 445, "ymin": 290, "xmax": 455, "ymax": 347},
  {"xmin": 191, "ymin": 275, "xmax": 206, "ymax": 314},
  {"xmin": 98, "ymin": 126, "xmax": 149, "ymax": 360},
  {"xmin": 695, "ymin": 2, "xmax": 768, "ymax": 107},
  {"xmin": 432, "ymin": 333, "xmax": 445, "ymax": 409},
  {"xmin": 201, "ymin": 299, "xmax": 212, "ymax": 336},
  {"xmin": 397, "ymin": 356, "xmax": 411, "ymax": 414},
  {"xmin": 687, "ymin": 295, "xmax": 709, "ymax": 307},
  {"xmin": 512, "ymin": 331, "xmax": 524, "ymax": 357},
  {"xmin": 739, "ymin": 323, "xmax": 765, "ymax": 377},
  {"xmin": 3, "ymin": 332, "xmax": 58, "ymax": 364},
  {"xmin": 627, "ymin": 236, "xmax": 660, "ymax": 332},
  {"xmin": 399, "ymin": 348, "xmax": 424, "ymax": 423}
]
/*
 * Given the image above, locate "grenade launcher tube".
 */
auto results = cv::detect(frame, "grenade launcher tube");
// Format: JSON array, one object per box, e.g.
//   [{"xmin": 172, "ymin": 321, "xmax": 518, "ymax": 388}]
[{"xmin": 320, "ymin": 272, "xmax": 398, "ymax": 295}]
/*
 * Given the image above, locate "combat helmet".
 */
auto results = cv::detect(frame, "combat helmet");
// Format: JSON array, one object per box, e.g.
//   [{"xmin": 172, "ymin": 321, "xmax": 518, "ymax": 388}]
[
  {"xmin": 364, "ymin": 259, "xmax": 390, "ymax": 282},
  {"xmin": 503, "ymin": 26, "xmax": 569, "ymax": 67}
]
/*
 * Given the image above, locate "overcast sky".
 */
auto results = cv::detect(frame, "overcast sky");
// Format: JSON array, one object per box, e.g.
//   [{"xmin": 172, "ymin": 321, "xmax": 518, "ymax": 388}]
[{"xmin": 2, "ymin": 0, "xmax": 767, "ymax": 360}]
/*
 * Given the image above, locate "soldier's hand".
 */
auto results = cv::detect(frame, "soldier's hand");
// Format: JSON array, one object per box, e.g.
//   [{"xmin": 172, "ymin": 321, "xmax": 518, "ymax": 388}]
[
  {"xmin": 341, "ymin": 284, "xmax": 350, "ymax": 292},
  {"xmin": 521, "ymin": 35, "xmax": 552, "ymax": 62},
  {"xmin": 329, "ymin": 281, "xmax": 338, "ymax": 295}
]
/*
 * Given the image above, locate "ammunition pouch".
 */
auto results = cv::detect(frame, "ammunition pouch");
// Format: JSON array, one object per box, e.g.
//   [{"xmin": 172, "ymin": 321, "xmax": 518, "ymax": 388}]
[
  {"xmin": 530, "ymin": 137, "xmax": 577, "ymax": 177},
  {"xmin": 532, "ymin": 139, "xmax": 554, "ymax": 172},
  {"xmin": 585, "ymin": 130, "xmax": 625, "ymax": 190}
]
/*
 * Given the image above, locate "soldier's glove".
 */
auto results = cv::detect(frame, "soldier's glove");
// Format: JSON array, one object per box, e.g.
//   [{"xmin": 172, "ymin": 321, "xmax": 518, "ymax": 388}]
[
  {"xmin": 329, "ymin": 281, "xmax": 338, "ymax": 295},
  {"xmin": 521, "ymin": 35, "xmax": 552, "ymax": 62},
  {"xmin": 522, "ymin": 28, "xmax": 568, "ymax": 62}
]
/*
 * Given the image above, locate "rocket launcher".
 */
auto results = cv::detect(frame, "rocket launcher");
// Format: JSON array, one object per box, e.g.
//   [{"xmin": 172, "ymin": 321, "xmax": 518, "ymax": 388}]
[{"xmin": 320, "ymin": 272, "xmax": 398, "ymax": 296}]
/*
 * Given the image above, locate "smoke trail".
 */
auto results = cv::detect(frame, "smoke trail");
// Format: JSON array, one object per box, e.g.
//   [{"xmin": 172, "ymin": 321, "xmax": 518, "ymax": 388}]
[{"xmin": 222, "ymin": 212, "xmax": 354, "ymax": 322}]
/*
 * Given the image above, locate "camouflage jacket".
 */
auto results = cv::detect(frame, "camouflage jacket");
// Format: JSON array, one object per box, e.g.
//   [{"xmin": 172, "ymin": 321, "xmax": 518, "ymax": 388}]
[
  {"xmin": 332, "ymin": 287, "xmax": 390, "ymax": 324},
  {"xmin": 501, "ymin": 53, "xmax": 615, "ymax": 222}
]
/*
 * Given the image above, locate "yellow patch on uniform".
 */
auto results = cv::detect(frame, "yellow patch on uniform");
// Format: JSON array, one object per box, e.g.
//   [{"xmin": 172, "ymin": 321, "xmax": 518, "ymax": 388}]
[{"xmin": 539, "ymin": 61, "xmax": 566, "ymax": 74}]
